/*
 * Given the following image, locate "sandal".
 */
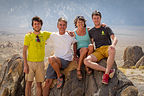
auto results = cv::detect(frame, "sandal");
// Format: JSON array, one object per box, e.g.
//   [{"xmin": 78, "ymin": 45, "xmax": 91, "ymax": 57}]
[
  {"xmin": 56, "ymin": 74, "xmax": 65, "ymax": 88},
  {"xmin": 77, "ymin": 69, "xmax": 82, "ymax": 80},
  {"xmin": 85, "ymin": 66, "xmax": 92, "ymax": 75}
]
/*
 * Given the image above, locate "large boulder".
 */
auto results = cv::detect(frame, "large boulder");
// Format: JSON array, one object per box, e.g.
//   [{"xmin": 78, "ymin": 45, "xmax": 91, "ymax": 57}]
[
  {"xmin": 0, "ymin": 54, "xmax": 25, "ymax": 96},
  {"xmin": 123, "ymin": 46, "xmax": 144, "ymax": 68},
  {"xmin": 0, "ymin": 54, "xmax": 138, "ymax": 96},
  {"xmin": 49, "ymin": 59, "xmax": 138, "ymax": 96},
  {"xmin": 135, "ymin": 56, "xmax": 144, "ymax": 68}
]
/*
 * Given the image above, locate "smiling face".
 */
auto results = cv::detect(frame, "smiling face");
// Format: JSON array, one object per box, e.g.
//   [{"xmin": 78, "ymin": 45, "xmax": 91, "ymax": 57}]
[
  {"xmin": 57, "ymin": 20, "xmax": 67, "ymax": 34},
  {"xmin": 32, "ymin": 20, "xmax": 42, "ymax": 32},
  {"xmin": 76, "ymin": 19, "xmax": 85, "ymax": 29},
  {"xmin": 92, "ymin": 15, "xmax": 101, "ymax": 27}
]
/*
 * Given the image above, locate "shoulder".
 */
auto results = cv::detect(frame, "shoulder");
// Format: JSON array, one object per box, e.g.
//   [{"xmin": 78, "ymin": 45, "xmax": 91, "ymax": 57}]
[
  {"xmin": 103, "ymin": 26, "xmax": 112, "ymax": 30},
  {"xmin": 25, "ymin": 33, "xmax": 32, "ymax": 38},
  {"xmin": 49, "ymin": 32, "xmax": 57, "ymax": 37},
  {"xmin": 41, "ymin": 31, "xmax": 52, "ymax": 35},
  {"xmin": 102, "ymin": 26, "xmax": 114, "ymax": 35},
  {"xmin": 89, "ymin": 27, "xmax": 95, "ymax": 32}
]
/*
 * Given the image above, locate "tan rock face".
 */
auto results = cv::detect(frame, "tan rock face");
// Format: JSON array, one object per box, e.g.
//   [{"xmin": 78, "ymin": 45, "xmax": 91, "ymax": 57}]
[
  {"xmin": 49, "ymin": 59, "xmax": 138, "ymax": 96},
  {"xmin": 120, "ymin": 86, "xmax": 138, "ymax": 96},
  {"xmin": 0, "ymin": 54, "xmax": 138, "ymax": 96},
  {"xmin": 135, "ymin": 56, "xmax": 144, "ymax": 68},
  {"xmin": 0, "ymin": 54, "xmax": 25, "ymax": 96},
  {"xmin": 123, "ymin": 46, "xmax": 144, "ymax": 68}
]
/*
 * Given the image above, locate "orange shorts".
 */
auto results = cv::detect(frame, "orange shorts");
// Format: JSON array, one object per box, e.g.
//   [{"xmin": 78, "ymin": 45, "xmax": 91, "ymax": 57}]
[
  {"xmin": 25, "ymin": 61, "xmax": 45, "ymax": 82},
  {"xmin": 92, "ymin": 45, "xmax": 109, "ymax": 62}
]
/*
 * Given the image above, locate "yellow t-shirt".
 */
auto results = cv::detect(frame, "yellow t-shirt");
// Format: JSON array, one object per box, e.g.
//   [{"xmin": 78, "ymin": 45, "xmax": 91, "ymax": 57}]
[{"xmin": 24, "ymin": 31, "xmax": 51, "ymax": 62}]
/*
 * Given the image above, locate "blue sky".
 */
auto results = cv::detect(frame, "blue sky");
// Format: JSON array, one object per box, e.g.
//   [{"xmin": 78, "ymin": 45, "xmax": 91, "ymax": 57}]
[{"xmin": 0, "ymin": 0, "xmax": 144, "ymax": 33}]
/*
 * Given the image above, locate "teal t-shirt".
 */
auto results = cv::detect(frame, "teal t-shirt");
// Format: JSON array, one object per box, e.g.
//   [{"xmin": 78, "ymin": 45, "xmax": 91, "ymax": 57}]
[{"xmin": 74, "ymin": 28, "xmax": 90, "ymax": 49}]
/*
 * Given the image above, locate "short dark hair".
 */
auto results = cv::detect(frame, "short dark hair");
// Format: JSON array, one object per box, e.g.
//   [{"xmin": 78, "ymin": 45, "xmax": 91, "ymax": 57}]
[
  {"xmin": 92, "ymin": 10, "xmax": 102, "ymax": 18},
  {"xmin": 57, "ymin": 17, "xmax": 67, "ymax": 25},
  {"xmin": 31, "ymin": 16, "xmax": 43, "ymax": 26},
  {"xmin": 74, "ymin": 16, "xmax": 86, "ymax": 28}
]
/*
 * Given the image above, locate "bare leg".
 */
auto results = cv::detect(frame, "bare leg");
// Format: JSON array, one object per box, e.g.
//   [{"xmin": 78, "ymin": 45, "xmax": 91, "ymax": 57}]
[
  {"xmin": 87, "ymin": 44, "xmax": 94, "ymax": 55},
  {"xmin": 25, "ymin": 81, "xmax": 33, "ymax": 96},
  {"xmin": 77, "ymin": 48, "xmax": 88, "ymax": 79},
  {"xmin": 36, "ymin": 82, "xmax": 42, "ymax": 96},
  {"xmin": 77, "ymin": 48, "xmax": 88, "ymax": 70},
  {"xmin": 48, "ymin": 56, "xmax": 62, "ymax": 78},
  {"xmin": 85, "ymin": 44, "xmax": 94, "ymax": 74},
  {"xmin": 43, "ymin": 79, "xmax": 53, "ymax": 96},
  {"xmin": 84, "ymin": 54, "xmax": 106, "ymax": 72},
  {"xmin": 105, "ymin": 46, "xmax": 115, "ymax": 74}
]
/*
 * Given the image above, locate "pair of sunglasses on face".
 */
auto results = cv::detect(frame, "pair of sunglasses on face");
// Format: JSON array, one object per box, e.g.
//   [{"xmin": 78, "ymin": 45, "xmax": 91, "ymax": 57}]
[{"xmin": 36, "ymin": 35, "xmax": 40, "ymax": 42}]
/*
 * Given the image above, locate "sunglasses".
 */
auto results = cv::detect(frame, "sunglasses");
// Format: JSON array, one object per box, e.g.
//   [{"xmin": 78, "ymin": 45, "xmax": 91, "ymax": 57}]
[
  {"xmin": 77, "ymin": 16, "xmax": 84, "ymax": 19},
  {"xmin": 36, "ymin": 35, "xmax": 40, "ymax": 42}
]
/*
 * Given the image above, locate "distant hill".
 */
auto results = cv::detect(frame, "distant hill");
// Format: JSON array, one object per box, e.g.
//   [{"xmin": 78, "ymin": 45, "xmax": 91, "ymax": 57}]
[{"xmin": 0, "ymin": 31, "xmax": 14, "ymax": 36}]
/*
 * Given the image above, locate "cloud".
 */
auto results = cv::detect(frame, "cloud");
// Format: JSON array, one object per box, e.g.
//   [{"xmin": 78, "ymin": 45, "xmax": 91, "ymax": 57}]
[{"xmin": 8, "ymin": 8, "xmax": 14, "ymax": 14}]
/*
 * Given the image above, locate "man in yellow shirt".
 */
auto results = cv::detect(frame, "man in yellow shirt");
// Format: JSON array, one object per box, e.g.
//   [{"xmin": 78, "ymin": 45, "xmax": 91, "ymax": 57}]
[{"xmin": 23, "ymin": 16, "xmax": 51, "ymax": 96}]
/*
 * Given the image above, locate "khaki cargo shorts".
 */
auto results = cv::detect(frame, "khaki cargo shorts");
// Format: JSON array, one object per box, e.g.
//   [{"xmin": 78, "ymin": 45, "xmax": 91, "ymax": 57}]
[{"xmin": 25, "ymin": 61, "xmax": 45, "ymax": 82}]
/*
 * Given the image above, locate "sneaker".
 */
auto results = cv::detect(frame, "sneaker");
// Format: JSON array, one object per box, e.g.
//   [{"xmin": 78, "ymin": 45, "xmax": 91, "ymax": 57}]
[
  {"xmin": 102, "ymin": 74, "xmax": 109, "ymax": 84},
  {"xmin": 109, "ymin": 69, "xmax": 115, "ymax": 78}
]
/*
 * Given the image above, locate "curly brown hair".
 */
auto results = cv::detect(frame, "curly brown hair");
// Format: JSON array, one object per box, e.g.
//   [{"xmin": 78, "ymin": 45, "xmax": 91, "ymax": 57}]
[
  {"xmin": 74, "ymin": 16, "xmax": 86, "ymax": 28},
  {"xmin": 31, "ymin": 16, "xmax": 43, "ymax": 26}
]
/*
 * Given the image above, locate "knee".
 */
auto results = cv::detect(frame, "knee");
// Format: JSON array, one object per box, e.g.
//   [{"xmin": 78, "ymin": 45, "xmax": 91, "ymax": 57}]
[
  {"xmin": 108, "ymin": 47, "xmax": 116, "ymax": 55},
  {"xmin": 84, "ymin": 58, "xmax": 89, "ymax": 66},
  {"xmin": 48, "ymin": 56, "xmax": 55, "ymax": 64},
  {"xmin": 26, "ymin": 81, "xmax": 32, "ymax": 87},
  {"xmin": 37, "ymin": 82, "xmax": 42, "ymax": 88},
  {"xmin": 45, "ymin": 79, "xmax": 52, "ymax": 87},
  {"xmin": 88, "ymin": 44, "xmax": 94, "ymax": 50}
]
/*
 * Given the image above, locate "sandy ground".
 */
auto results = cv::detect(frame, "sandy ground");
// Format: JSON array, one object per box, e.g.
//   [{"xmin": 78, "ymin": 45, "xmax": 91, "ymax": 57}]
[{"xmin": 0, "ymin": 33, "xmax": 144, "ymax": 95}]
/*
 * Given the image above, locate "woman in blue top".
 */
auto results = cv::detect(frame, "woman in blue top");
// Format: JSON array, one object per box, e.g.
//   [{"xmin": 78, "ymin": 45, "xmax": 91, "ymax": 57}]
[{"xmin": 73, "ymin": 16, "xmax": 94, "ymax": 80}]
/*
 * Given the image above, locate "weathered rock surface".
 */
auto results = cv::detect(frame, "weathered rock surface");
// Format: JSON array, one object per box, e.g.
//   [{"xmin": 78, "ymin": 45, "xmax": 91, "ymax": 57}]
[
  {"xmin": 49, "ymin": 59, "xmax": 138, "ymax": 96},
  {"xmin": 123, "ymin": 46, "xmax": 144, "ymax": 68},
  {"xmin": 0, "ymin": 54, "xmax": 138, "ymax": 96},
  {"xmin": 135, "ymin": 56, "xmax": 144, "ymax": 68},
  {"xmin": 0, "ymin": 41, "xmax": 13, "ymax": 48},
  {"xmin": 0, "ymin": 54, "xmax": 25, "ymax": 96}
]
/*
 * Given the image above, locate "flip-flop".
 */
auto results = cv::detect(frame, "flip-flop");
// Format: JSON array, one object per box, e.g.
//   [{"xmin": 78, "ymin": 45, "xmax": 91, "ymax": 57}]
[{"xmin": 57, "ymin": 74, "xmax": 65, "ymax": 89}]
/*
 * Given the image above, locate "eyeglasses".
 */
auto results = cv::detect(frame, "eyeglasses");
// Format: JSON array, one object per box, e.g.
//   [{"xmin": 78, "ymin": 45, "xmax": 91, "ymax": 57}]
[{"xmin": 36, "ymin": 35, "xmax": 40, "ymax": 42}]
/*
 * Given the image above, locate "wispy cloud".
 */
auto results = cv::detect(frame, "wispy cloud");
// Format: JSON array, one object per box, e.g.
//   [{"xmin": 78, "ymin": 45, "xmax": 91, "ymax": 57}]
[
  {"xmin": 0, "ymin": 0, "xmax": 144, "ymax": 32},
  {"xmin": 8, "ymin": 8, "xmax": 14, "ymax": 14}
]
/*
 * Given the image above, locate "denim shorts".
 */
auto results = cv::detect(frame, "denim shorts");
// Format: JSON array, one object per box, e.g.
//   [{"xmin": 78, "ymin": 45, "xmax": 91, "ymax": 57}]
[{"xmin": 45, "ymin": 58, "xmax": 70, "ymax": 79}]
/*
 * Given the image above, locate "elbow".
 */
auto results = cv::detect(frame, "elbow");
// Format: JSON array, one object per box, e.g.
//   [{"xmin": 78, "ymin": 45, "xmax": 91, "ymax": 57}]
[{"xmin": 115, "ymin": 37, "xmax": 118, "ymax": 43}]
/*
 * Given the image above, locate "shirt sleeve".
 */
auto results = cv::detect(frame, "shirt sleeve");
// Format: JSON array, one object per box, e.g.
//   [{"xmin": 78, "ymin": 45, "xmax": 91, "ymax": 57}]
[
  {"xmin": 106, "ymin": 27, "xmax": 114, "ymax": 36},
  {"xmin": 44, "ymin": 31, "xmax": 52, "ymax": 40},
  {"xmin": 24, "ymin": 34, "xmax": 30, "ymax": 46}
]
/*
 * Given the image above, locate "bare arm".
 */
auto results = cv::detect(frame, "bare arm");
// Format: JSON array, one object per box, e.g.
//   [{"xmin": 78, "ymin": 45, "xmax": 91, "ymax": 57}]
[
  {"xmin": 73, "ymin": 32, "xmax": 77, "ymax": 58},
  {"xmin": 111, "ymin": 34, "xmax": 118, "ymax": 46},
  {"xmin": 73, "ymin": 42, "xmax": 79, "ymax": 61},
  {"xmin": 66, "ymin": 31, "xmax": 74, "ymax": 37},
  {"xmin": 23, "ymin": 45, "xmax": 29, "ymax": 74},
  {"xmin": 90, "ymin": 38, "xmax": 94, "ymax": 44}
]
